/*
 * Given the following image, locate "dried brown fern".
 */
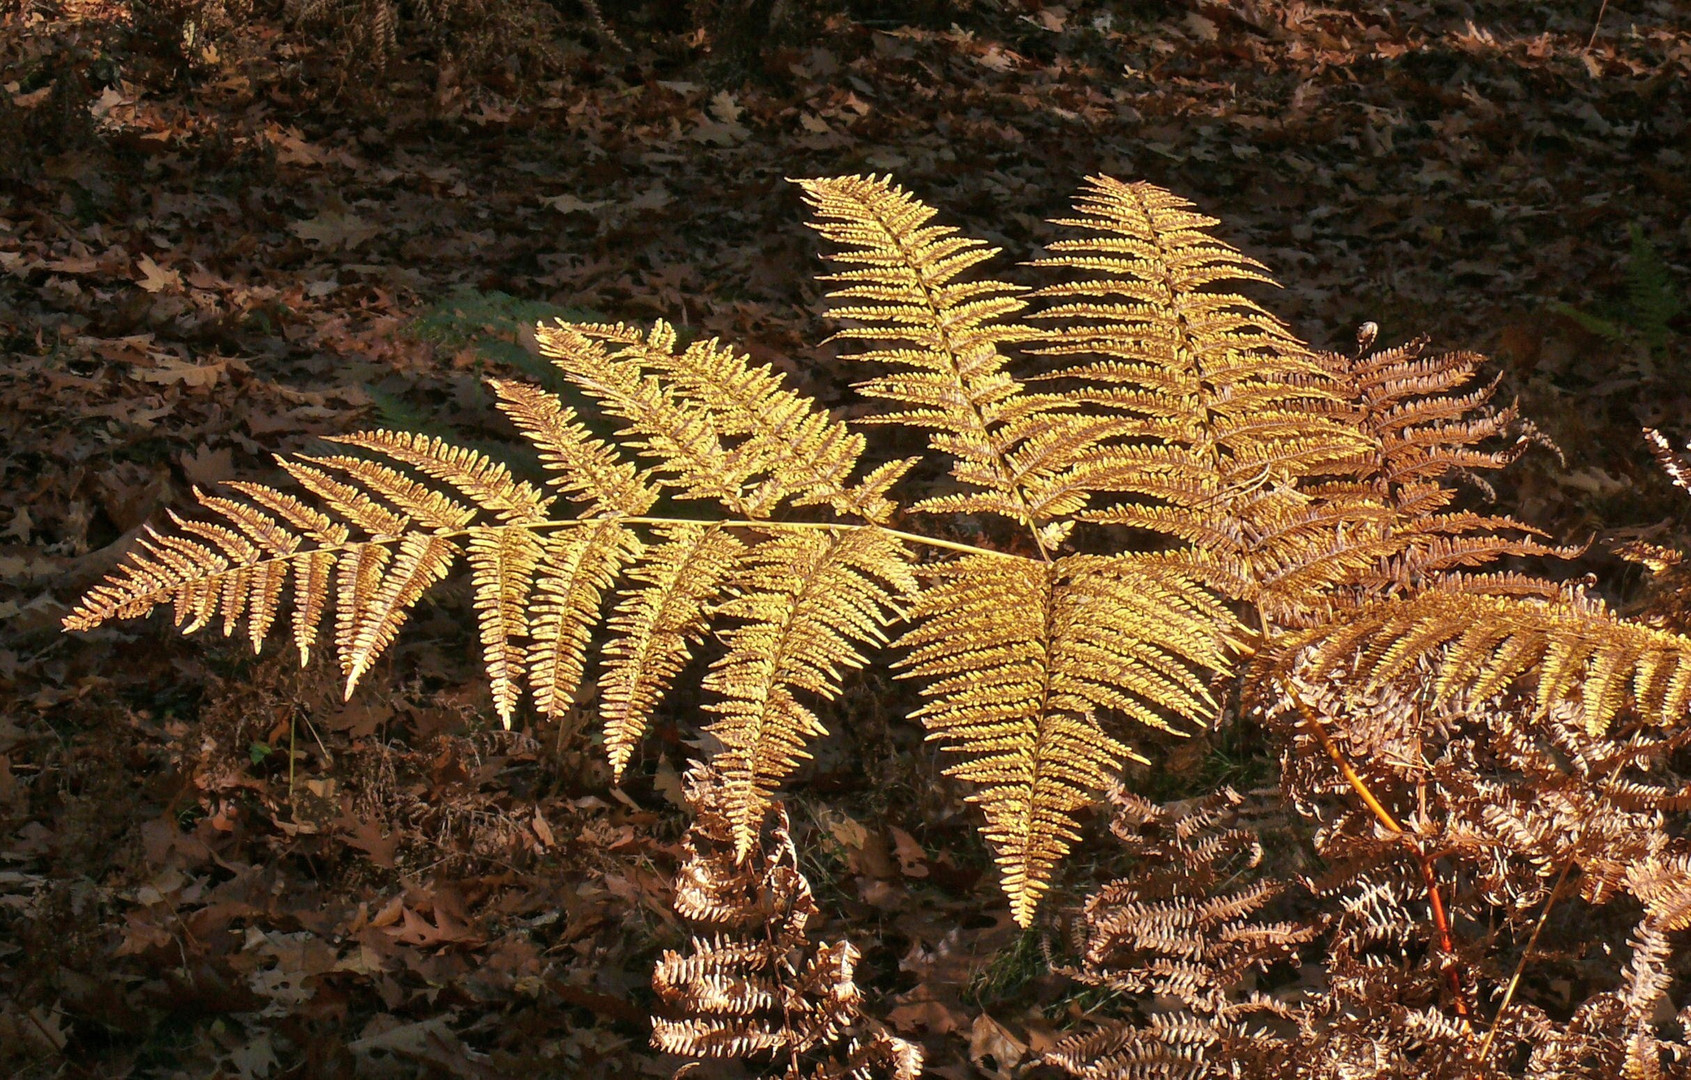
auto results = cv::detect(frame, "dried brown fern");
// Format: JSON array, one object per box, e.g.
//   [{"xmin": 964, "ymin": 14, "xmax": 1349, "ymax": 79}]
[
  {"xmin": 1045, "ymin": 787, "xmax": 1310, "ymax": 1080},
  {"xmin": 1054, "ymin": 351, "xmax": 1691, "ymax": 1077},
  {"xmin": 653, "ymin": 764, "xmax": 921, "ymax": 1079},
  {"xmin": 1615, "ymin": 428, "xmax": 1691, "ymax": 636}
]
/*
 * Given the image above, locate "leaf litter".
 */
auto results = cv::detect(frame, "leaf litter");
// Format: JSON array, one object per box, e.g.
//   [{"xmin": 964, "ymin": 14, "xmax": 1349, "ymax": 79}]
[{"xmin": 0, "ymin": 0, "xmax": 1687, "ymax": 1075}]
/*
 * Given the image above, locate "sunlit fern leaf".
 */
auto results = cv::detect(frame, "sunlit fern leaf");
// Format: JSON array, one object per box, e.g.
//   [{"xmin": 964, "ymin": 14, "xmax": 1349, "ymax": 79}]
[
  {"xmin": 299, "ymin": 455, "xmax": 476, "ymax": 531},
  {"xmin": 534, "ymin": 321, "xmax": 763, "ymax": 513},
  {"xmin": 278, "ymin": 459, "xmax": 409, "ymax": 537},
  {"xmin": 1627, "ymin": 855, "xmax": 1691, "ymax": 933},
  {"xmin": 1152, "ymin": 494, "xmax": 1399, "ymax": 624},
  {"xmin": 343, "ymin": 532, "xmax": 458, "ymax": 692},
  {"xmin": 561, "ymin": 320, "xmax": 899, "ymax": 524},
  {"xmin": 1294, "ymin": 577, "xmax": 1691, "ymax": 734},
  {"xmin": 180, "ymin": 493, "xmax": 297, "ymax": 652},
  {"xmin": 328, "ymin": 430, "xmax": 554, "ymax": 522},
  {"xmin": 488, "ymin": 377, "xmax": 659, "ymax": 515},
  {"xmin": 466, "ymin": 525, "xmax": 546, "ymax": 725},
  {"xmin": 528, "ymin": 519, "xmax": 643, "ymax": 722},
  {"xmin": 896, "ymin": 552, "xmax": 1234, "ymax": 925},
  {"xmin": 796, "ymin": 175, "xmax": 1077, "ymax": 541},
  {"xmin": 223, "ymin": 482, "xmax": 345, "ymax": 666},
  {"xmin": 333, "ymin": 541, "xmax": 392, "ymax": 682},
  {"xmin": 1029, "ymin": 177, "xmax": 1367, "ymax": 560},
  {"xmin": 602, "ymin": 522, "xmax": 746, "ymax": 779},
  {"xmin": 704, "ymin": 526, "xmax": 916, "ymax": 858}
]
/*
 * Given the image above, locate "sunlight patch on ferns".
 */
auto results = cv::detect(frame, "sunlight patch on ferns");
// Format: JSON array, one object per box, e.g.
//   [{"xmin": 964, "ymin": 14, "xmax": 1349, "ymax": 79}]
[{"xmin": 62, "ymin": 173, "xmax": 1691, "ymax": 931}]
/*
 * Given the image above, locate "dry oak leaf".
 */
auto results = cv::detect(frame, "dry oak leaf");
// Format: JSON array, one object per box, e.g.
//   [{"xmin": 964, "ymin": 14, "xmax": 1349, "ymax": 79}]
[
  {"xmin": 969, "ymin": 1013, "xmax": 1028, "ymax": 1079},
  {"xmin": 135, "ymin": 255, "xmax": 182, "ymax": 293},
  {"xmin": 291, "ymin": 211, "xmax": 381, "ymax": 250},
  {"xmin": 134, "ymin": 356, "xmax": 226, "ymax": 389}
]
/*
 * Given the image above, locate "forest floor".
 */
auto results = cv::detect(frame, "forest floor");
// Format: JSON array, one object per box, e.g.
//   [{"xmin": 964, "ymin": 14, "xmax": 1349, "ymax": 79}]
[{"xmin": 1, "ymin": 0, "xmax": 1688, "ymax": 1075}]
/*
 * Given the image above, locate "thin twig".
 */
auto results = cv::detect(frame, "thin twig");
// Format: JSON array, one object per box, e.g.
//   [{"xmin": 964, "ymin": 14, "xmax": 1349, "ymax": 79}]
[
  {"xmin": 1586, "ymin": 0, "xmax": 1610, "ymax": 52},
  {"xmin": 1475, "ymin": 861, "xmax": 1574, "ymax": 1065}
]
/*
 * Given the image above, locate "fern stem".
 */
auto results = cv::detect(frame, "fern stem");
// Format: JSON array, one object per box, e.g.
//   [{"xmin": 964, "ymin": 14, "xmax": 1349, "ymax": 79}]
[
  {"xmin": 661, "ymin": 518, "xmax": 1028, "ymax": 561},
  {"xmin": 1291, "ymin": 688, "xmax": 1404, "ymax": 831},
  {"xmin": 117, "ymin": 515, "xmax": 1038, "ymax": 619},
  {"xmin": 1288, "ymin": 688, "xmax": 1471, "ymax": 1019}
]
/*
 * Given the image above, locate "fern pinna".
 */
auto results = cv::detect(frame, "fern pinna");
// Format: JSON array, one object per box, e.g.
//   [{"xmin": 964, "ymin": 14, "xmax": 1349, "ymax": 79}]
[{"xmin": 61, "ymin": 175, "xmax": 1691, "ymax": 935}]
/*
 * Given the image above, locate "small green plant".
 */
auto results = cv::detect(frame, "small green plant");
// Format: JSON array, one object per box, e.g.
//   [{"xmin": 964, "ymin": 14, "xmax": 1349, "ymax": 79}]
[
  {"xmin": 377, "ymin": 289, "xmax": 610, "ymax": 467},
  {"xmin": 405, "ymin": 288, "xmax": 604, "ymax": 390},
  {"xmin": 1553, "ymin": 224, "xmax": 1685, "ymax": 359}
]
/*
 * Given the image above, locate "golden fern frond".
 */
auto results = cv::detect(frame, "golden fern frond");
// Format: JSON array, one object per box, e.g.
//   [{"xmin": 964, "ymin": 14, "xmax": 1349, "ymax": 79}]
[
  {"xmin": 1020, "ymin": 177, "xmax": 1382, "ymax": 626},
  {"xmin": 601, "ymin": 523, "xmax": 746, "ymax": 779},
  {"xmin": 465, "ymin": 525, "xmax": 545, "ymax": 725},
  {"xmin": 528, "ymin": 519, "xmax": 643, "ymax": 721},
  {"xmin": 223, "ymin": 483, "xmax": 343, "ymax": 665},
  {"xmin": 342, "ymin": 532, "xmax": 459, "ymax": 687},
  {"xmin": 1293, "ymin": 576, "xmax": 1691, "ymax": 734},
  {"xmin": 895, "ymin": 552, "xmax": 1233, "ymax": 925},
  {"xmin": 327, "ymin": 429, "xmax": 553, "ymax": 522},
  {"xmin": 533, "ymin": 320, "xmax": 771, "ymax": 515},
  {"xmin": 62, "ymin": 489, "xmax": 338, "ymax": 663},
  {"xmin": 295, "ymin": 454, "xmax": 476, "ymax": 530},
  {"xmin": 1617, "ymin": 429, "xmax": 1691, "ymax": 635},
  {"xmin": 558, "ymin": 320, "xmax": 906, "ymax": 524},
  {"xmin": 277, "ymin": 459, "xmax": 411, "ymax": 537},
  {"xmin": 1143, "ymin": 491, "xmax": 1397, "ymax": 625},
  {"xmin": 703, "ymin": 526, "xmax": 916, "ymax": 857},
  {"xmin": 1028, "ymin": 178, "xmax": 1367, "ymax": 561},
  {"xmin": 489, "ymin": 378, "xmax": 660, "ymax": 515},
  {"xmin": 797, "ymin": 175, "xmax": 1090, "ymax": 545},
  {"xmin": 277, "ymin": 451, "xmax": 489, "ymax": 694}
]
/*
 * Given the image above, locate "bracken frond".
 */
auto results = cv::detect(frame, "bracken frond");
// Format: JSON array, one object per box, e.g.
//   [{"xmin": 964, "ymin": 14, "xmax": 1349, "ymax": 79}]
[
  {"xmin": 490, "ymin": 376, "xmax": 661, "ymax": 515},
  {"xmin": 1646, "ymin": 427, "xmax": 1691, "ymax": 494},
  {"xmin": 528, "ymin": 519, "xmax": 643, "ymax": 721},
  {"xmin": 328, "ymin": 429, "xmax": 554, "ymax": 522},
  {"xmin": 70, "ymin": 171, "xmax": 1689, "ymax": 952},
  {"xmin": 1303, "ymin": 339, "xmax": 1580, "ymax": 596},
  {"xmin": 797, "ymin": 175, "xmax": 1079, "ymax": 543},
  {"xmin": 704, "ymin": 526, "xmax": 916, "ymax": 857},
  {"xmin": 653, "ymin": 763, "xmax": 922, "ymax": 1079},
  {"xmin": 465, "ymin": 524, "xmax": 545, "ymax": 724},
  {"xmin": 601, "ymin": 522, "xmax": 745, "ymax": 779},
  {"xmin": 1030, "ymin": 176, "xmax": 1366, "ymax": 515},
  {"xmin": 534, "ymin": 320, "xmax": 762, "ymax": 513},
  {"xmin": 1292, "ymin": 576, "xmax": 1691, "ymax": 734},
  {"xmin": 895, "ymin": 552, "xmax": 1233, "ymax": 925},
  {"xmin": 558, "ymin": 319, "xmax": 903, "ymax": 524},
  {"xmin": 1025, "ymin": 177, "xmax": 1377, "ymax": 621}
]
